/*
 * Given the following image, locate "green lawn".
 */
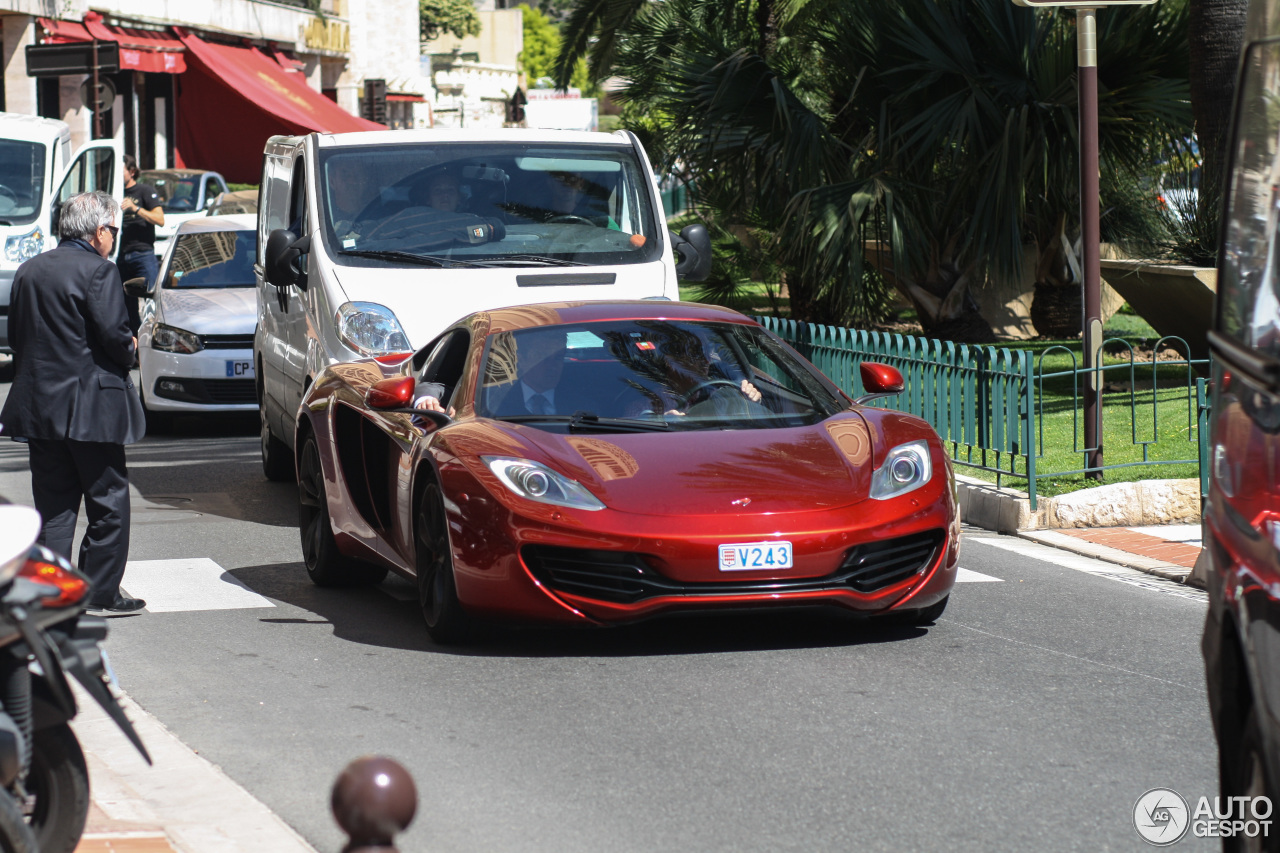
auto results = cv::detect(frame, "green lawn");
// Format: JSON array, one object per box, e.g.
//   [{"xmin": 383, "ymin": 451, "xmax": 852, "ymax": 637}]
[{"xmin": 956, "ymin": 332, "xmax": 1206, "ymax": 496}]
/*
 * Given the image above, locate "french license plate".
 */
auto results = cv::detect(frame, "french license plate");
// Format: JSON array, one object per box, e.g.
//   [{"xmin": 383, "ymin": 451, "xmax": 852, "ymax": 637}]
[
  {"xmin": 718, "ymin": 540, "xmax": 793, "ymax": 571},
  {"xmin": 225, "ymin": 359, "xmax": 253, "ymax": 378}
]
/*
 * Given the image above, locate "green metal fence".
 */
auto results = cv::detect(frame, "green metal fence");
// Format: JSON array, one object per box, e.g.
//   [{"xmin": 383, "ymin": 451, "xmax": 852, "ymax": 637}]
[{"xmin": 757, "ymin": 317, "xmax": 1211, "ymax": 509}]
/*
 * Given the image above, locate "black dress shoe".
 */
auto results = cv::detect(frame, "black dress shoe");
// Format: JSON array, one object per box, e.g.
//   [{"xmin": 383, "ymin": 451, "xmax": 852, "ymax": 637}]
[{"xmin": 87, "ymin": 596, "xmax": 146, "ymax": 614}]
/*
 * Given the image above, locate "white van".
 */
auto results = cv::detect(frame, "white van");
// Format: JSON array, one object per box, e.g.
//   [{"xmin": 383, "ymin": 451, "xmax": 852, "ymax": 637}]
[
  {"xmin": 0, "ymin": 112, "xmax": 123, "ymax": 351},
  {"xmin": 254, "ymin": 128, "xmax": 711, "ymax": 479}
]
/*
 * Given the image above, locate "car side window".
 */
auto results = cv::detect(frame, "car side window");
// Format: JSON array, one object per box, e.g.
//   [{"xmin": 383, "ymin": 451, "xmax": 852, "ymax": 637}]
[
  {"xmin": 419, "ymin": 330, "xmax": 470, "ymax": 404},
  {"xmin": 289, "ymin": 159, "xmax": 308, "ymax": 236},
  {"xmin": 1220, "ymin": 37, "xmax": 1280, "ymax": 359}
]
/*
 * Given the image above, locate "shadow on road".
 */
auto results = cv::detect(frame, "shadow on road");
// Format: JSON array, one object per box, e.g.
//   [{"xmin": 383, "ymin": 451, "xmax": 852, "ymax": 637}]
[{"xmin": 230, "ymin": 561, "xmax": 930, "ymax": 657}]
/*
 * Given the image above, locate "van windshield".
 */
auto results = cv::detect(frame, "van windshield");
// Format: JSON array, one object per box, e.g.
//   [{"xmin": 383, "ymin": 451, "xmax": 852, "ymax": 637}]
[
  {"xmin": 0, "ymin": 140, "xmax": 46, "ymax": 226},
  {"xmin": 317, "ymin": 142, "xmax": 662, "ymax": 268}
]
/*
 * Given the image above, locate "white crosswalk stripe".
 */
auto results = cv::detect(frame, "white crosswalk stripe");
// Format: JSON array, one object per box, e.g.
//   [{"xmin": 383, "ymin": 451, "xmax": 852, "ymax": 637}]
[
  {"xmin": 121, "ymin": 558, "xmax": 276, "ymax": 613},
  {"xmin": 955, "ymin": 568, "xmax": 1003, "ymax": 583},
  {"xmin": 970, "ymin": 537, "xmax": 1206, "ymax": 603}
]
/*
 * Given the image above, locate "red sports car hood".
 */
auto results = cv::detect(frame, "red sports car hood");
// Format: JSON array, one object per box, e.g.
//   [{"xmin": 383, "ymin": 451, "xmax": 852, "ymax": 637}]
[{"xmin": 454, "ymin": 412, "xmax": 877, "ymax": 515}]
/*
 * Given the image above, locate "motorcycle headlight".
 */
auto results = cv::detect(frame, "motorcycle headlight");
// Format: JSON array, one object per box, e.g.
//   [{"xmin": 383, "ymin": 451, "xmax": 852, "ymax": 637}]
[
  {"xmin": 4, "ymin": 227, "xmax": 44, "ymax": 264},
  {"xmin": 151, "ymin": 323, "xmax": 203, "ymax": 354},
  {"xmin": 482, "ymin": 456, "xmax": 605, "ymax": 511},
  {"xmin": 336, "ymin": 302, "xmax": 411, "ymax": 357},
  {"xmin": 869, "ymin": 440, "xmax": 933, "ymax": 500}
]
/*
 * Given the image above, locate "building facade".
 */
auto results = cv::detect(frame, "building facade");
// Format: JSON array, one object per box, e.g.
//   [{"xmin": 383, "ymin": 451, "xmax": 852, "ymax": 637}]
[{"xmin": 0, "ymin": 0, "xmax": 425, "ymax": 182}]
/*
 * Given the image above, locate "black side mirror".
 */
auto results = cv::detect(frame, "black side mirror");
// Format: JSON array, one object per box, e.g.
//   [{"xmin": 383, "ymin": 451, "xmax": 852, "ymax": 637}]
[
  {"xmin": 122, "ymin": 277, "xmax": 150, "ymax": 299},
  {"xmin": 670, "ymin": 223, "xmax": 712, "ymax": 282},
  {"xmin": 265, "ymin": 229, "xmax": 310, "ymax": 290}
]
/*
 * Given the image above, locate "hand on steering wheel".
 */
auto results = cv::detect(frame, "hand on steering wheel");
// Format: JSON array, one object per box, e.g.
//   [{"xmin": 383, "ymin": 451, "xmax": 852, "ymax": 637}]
[{"xmin": 672, "ymin": 377, "xmax": 746, "ymax": 408}]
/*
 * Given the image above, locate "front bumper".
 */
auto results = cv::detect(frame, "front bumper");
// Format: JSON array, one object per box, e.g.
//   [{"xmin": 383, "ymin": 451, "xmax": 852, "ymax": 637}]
[
  {"xmin": 140, "ymin": 346, "xmax": 256, "ymax": 413},
  {"xmin": 444, "ymin": 468, "xmax": 960, "ymax": 626}
]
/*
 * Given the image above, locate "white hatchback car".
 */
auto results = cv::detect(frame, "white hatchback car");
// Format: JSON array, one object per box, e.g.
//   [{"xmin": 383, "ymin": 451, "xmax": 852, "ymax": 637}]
[{"xmin": 126, "ymin": 215, "xmax": 257, "ymax": 430}]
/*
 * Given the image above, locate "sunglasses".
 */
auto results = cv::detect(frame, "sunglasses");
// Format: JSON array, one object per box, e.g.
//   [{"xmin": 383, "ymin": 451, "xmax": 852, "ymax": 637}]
[{"xmin": 102, "ymin": 224, "xmax": 118, "ymax": 238}]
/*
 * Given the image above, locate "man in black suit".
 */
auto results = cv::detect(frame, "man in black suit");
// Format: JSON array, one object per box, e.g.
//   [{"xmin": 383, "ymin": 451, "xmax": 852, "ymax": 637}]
[{"xmin": 0, "ymin": 191, "xmax": 147, "ymax": 614}]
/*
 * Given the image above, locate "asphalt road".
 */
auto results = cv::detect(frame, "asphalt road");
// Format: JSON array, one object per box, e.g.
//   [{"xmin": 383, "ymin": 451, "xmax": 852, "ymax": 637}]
[{"xmin": 0, "ymin": 375, "xmax": 1219, "ymax": 852}]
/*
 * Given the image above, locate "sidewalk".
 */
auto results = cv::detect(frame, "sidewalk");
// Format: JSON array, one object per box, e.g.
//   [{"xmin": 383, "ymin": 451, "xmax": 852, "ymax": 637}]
[{"xmin": 70, "ymin": 684, "xmax": 316, "ymax": 853}]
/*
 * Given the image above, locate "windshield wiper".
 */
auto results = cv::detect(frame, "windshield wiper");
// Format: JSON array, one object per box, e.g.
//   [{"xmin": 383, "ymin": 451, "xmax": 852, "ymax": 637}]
[
  {"xmin": 567, "ymin": 411, "xmax": 671, "ymax": 433},
  {"xmin": 495, "ymin": 411, "xmax": 671, "ymax": 432},
  {"xmin": 472, "ymin": 254, "xmax": 588, "ymax": 267},
  {"xmin": 338, "ymin": 249, "xmax": 483, "ymax": 268}
]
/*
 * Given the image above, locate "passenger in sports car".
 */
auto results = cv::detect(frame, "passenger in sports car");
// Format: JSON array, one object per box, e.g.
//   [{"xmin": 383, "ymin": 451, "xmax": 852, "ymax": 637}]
[{"xmin": 618, "ymin": 335, "xmax": 762, "ymax": 418}]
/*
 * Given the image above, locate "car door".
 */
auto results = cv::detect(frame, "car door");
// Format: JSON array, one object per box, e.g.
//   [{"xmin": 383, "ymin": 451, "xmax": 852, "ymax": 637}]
[
  {"xmin": 50, "ymin": 138, "xmax": 124, "ymax": 259},
  {"xmin": 1212, "ymin": 33, "xmax": 1280, "ymax": 741}
]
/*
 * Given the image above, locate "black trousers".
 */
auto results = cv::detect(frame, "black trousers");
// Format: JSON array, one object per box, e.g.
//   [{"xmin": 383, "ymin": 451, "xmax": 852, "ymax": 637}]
[{"xmin": 27, "ymin": 439, "xmax": 130, "ymax": 604}]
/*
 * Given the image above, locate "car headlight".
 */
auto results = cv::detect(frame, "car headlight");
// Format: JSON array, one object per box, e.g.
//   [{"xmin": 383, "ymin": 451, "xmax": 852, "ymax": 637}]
[
  {"xmin": 869, "ymin": 440, "xmax": 933, "ymax": 500},
  {"xmin": 482, "ymin": 456, "xmax": 605, "ymax": 511},
  {"xmin": 336, "ymin": 302, "xmax": 411, "ymax": 357},
  {"xmin": 151, "ymin": 323, "xmax": 203, "ymax": 354},
  {"xmin": 4, "ymin": 227, "xmax": 44, "ymax": 264}
]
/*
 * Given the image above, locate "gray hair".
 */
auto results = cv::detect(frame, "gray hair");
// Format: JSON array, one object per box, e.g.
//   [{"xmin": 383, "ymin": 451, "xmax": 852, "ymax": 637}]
[{"xmin": 58, "ymin": 190, "xmax": 120, "ymax": 242}]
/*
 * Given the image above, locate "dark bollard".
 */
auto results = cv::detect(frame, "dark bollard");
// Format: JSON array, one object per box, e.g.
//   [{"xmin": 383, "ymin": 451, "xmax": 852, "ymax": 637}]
[{"xmin": 332, "ymin": 755, "xmax": 417, "ymax": 853}]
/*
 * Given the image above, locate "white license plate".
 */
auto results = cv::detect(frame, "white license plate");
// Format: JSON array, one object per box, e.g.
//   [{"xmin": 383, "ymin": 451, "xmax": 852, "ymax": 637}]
[
  {"xmin": 225, "ymin": 359, "xmax": 254, "ymax": 378},
  {"xmin": 718, "ymin": 541, "xmax": 793, "ymax": 571}
]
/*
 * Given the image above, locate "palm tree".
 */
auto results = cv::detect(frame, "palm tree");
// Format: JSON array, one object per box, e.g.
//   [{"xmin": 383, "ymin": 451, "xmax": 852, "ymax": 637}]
[
  {"xmin": 1188, "ymin": 0, "xmax": 1248, "ymax": 232},
  {"xmin": 602, "ymin": 0, "xmax": 1191, "ymax": 338}
]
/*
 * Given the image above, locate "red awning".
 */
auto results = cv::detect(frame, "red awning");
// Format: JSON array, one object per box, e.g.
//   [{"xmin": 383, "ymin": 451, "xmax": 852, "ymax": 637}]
[
  {"xmin": 38, "ymin": 13, "xmax": 186, "ymax": 74},
  {"xmin": 387, "ymin": 94, "xmax": 425, "ymax": 103},
  {"xmin": 173, "ymin": 29, "xmax": 383, "ymax": 182}
]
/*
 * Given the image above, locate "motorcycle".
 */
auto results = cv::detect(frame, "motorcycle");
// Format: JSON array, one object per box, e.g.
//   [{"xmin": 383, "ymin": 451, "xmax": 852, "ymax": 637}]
[{"xmin": 0, "ymin": 504, "xmax": 150, "ymax": 852}]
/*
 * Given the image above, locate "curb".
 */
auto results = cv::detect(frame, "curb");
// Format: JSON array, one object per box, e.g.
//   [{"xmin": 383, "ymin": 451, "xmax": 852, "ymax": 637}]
[
  {"xmin": 956, "ymin": 474, "xmax": 1201, "ymax": 534},
  {"xmin": 1016, "ymin": 529, "xmax": 1193, "ymax": 584}
]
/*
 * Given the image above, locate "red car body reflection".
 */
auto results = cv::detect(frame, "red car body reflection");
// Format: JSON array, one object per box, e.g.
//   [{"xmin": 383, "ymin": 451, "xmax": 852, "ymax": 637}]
[{"xmin": 294, "ymin": 301, "xmax": 959, "ymax": 643}]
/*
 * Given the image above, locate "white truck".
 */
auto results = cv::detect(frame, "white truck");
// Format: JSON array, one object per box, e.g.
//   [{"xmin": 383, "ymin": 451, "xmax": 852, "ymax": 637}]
[
  {"xmin": 0, "ymin": 112, "xmax": 123, "ymax": 351},
  {"xmin": 254, "ymin": 128, "xmax": 711, "ymax": 479}
]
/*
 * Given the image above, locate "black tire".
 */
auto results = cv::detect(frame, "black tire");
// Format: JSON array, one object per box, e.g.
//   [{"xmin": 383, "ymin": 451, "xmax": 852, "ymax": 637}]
[
  {"xmin": 297, "ymin": 434, "xmax": 387, "ymax": 587},
  {"xmin": 416, "ymin": 481, "xmax": 474, "ymax": 644},
  {"xmin": 26, "ymin": 723, "xmax": 89, "ymax": 853},
  {"xmin": 1225, "ymin": 708, "xmax": 1277, "ymax": 853},
  {"xmin": 261, "ymin": 405, "xmax": 294, "ymax": 482},
  {"xmin": 881, "ymin": 594, "xmax": 949, "ymax": 627},
  {"xmin": 0, "ymin": 789, "xmax": 36, "ymax": 853}
]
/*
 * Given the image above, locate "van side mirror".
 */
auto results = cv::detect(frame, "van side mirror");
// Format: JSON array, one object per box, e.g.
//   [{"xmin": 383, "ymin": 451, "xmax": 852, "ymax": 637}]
[
  {"xmin": 670, "ymin": 224, "xmax": 712, "ymax": 282},
  {"xmin": 122, "ymin": 277, "xmax": 150, "ymax": 299},
  {"xmin": 265, "ymin": 229, "xmax": 310, "ymax": 290}
]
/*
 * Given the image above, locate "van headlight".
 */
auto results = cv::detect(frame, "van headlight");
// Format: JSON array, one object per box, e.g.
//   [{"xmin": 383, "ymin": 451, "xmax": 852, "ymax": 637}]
[
  {"xmin": 482, "ymin": 456, "xmax": 605, "ymax": 511},
  {"xmin": 336, "ymin": 302, "xmax": 411, "ymax": 356},
  {"xmin": 869, "ymin": 440, "xmax": 933, "ymax": 500},
  {"xmin": 5, "ymin": 227, "xmax": 44, "ymax": 264},
  {"xmin": 151, "ymin": 323, "xmax": 203, "ymax": 354}
]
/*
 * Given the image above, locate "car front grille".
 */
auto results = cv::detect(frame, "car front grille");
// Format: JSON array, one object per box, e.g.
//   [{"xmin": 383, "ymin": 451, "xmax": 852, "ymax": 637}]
[
  {"xmin": 522, "ymin": 529, "xmax": 945, "ymax": 605},
  {"xmin": 202, "ymin": 334, "xmax": 255, "ymax": 350}
]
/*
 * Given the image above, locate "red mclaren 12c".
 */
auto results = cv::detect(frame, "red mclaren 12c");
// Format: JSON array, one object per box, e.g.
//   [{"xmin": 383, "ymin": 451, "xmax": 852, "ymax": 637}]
[{"xmin": 294, "ymin": 301, "xmax": 960, "ymax": 643}]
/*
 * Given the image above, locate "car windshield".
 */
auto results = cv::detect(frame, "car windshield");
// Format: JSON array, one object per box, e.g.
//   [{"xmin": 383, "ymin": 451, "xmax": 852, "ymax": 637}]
[
  {"xmin": 163, "ymin": 230, "xmax": 256, "ymax": 289},
  {"xmin": 0, "ymin": 139, "xmax": 46, "ymax": 226},
  {"xmin": 475, "ymin": 320, "xmax": 845, "ymax": 430},
  {"xmin": 318, "ymin": 142, "xmax": 662, "ymax": 268},
  {"xmin": 140, "ymin": 171, "xmax": 201, "ymax": 213}
]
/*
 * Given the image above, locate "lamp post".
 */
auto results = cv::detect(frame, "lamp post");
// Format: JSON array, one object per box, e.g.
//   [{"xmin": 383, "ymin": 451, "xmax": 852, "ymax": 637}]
[{"xmin": 1012, "ymin": 0, "xmax": 1157, "ymax": 479}]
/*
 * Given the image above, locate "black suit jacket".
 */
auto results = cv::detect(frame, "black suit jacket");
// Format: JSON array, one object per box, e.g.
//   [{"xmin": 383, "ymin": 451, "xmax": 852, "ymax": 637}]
[{"xmin": 1, "ymin": 239, "xmax": 144, "ymax": 444}]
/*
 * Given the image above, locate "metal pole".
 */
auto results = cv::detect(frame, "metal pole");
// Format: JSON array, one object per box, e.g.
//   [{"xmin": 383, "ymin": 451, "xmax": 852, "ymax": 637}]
[
  {"xmin": 1077, "ymin": 8, "xmax": 1103, "ymax": 479},
  {"xmin": 91, "ymin": 39, "xmax": 103, "ymax": 139}
]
